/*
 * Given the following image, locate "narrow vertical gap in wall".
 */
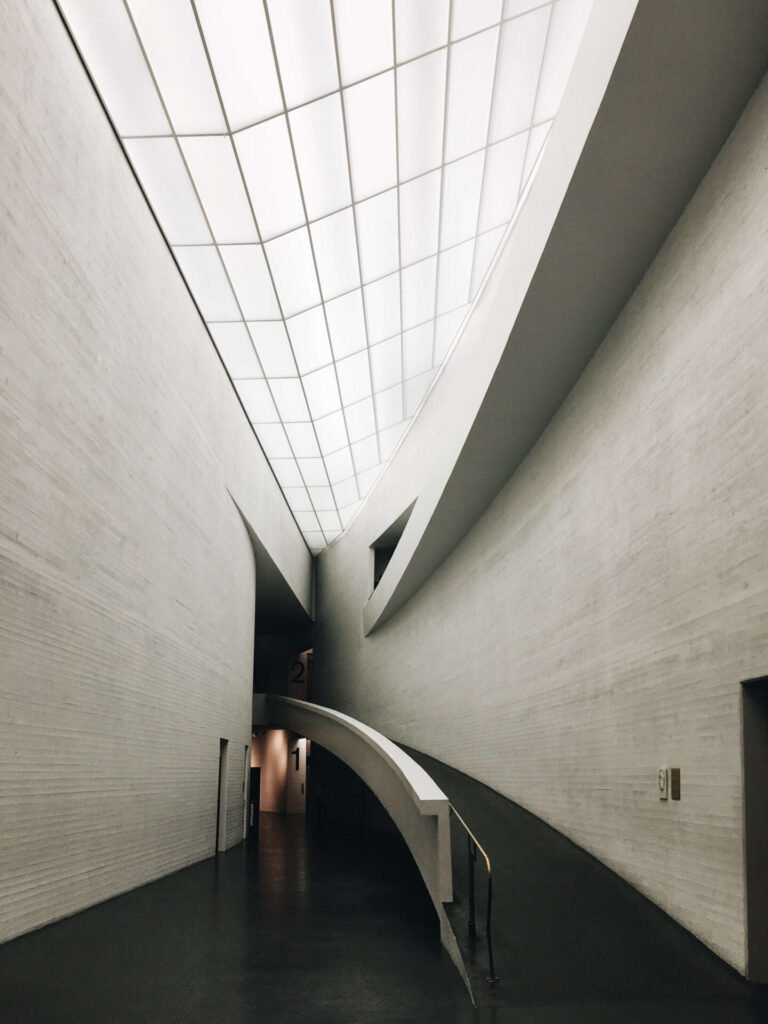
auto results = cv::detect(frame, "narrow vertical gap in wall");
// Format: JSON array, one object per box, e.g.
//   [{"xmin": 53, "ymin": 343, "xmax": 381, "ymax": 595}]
[
  {"xmin": 216, "ymin": 738, "xmax": 229, "ymax": 854},
  {"xmin": 741, "ymin": 676, "xmax": 768, "ymax": 982},
  {"xmin": 243, "ymin": 744, "xmax": 250, "ymax": 840}
]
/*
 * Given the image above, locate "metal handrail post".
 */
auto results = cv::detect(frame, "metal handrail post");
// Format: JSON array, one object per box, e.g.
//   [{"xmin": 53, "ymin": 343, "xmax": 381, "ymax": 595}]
[
  {"xmin": 450, "ymin": 804, "xmax": 498, "ymax": 986},
  {"xmin": 468, "ymin": 835, "xmax": 476, "ymax": 938},
  {"xmin": 486, "ymin": 871, "xmax": 496, "ymax": 984}
]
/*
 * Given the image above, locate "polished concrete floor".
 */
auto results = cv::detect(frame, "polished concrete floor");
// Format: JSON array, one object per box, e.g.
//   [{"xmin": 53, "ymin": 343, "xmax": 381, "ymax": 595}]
[
  {"xmin": 2, "ymin": 767, "xmax": 768, "ymax": 1024},
  {"xmin": 0, "ymin": 815, "xmax": 472, "ymax": 1024},
  {"xmin": 406, "ymin": 747, "xmax": 768, "ymax": 1023}
]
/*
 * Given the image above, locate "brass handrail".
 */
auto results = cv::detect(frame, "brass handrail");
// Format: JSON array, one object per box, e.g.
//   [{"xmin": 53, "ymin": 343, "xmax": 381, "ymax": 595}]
[{"xmin": 449, "ymin": 803, "xmax": 498, "ymax": 985}]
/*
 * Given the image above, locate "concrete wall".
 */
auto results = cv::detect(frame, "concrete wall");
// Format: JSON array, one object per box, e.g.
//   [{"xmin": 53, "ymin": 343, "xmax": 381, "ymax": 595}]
[
  {"xmin": 314, "ymin": 73, "xmax": 768, "ymax": 973},
  {"xmin": 253, "ymin": 633, "xmax": 312, "ymax": 698},
  {"xmin": 0, "ymin": 2, "xmax": 309, "ymax": 943},
  {"xmin": 251, "ymin": 730, "xmax": 289, "ymax": 813}
]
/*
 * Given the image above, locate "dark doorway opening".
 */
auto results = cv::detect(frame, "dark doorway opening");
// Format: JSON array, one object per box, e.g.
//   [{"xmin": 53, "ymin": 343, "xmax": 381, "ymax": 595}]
[
  {"xmin": 742, "ymin": 676, "xmax": 768, "ymax": 981},
  {"xmin": 215, "ymin": 738, "xmax": 229, "ymax": 854},
  {"xmin": 249, "ymin": 766, "xmax": 261, "ymax": 835}
]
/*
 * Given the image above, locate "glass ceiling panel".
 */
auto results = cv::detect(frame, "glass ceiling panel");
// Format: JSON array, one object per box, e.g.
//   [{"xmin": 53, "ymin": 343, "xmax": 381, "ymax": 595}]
[
  {"xmin": 396, "ymin": 50, "xmax": 447, "ymax": 180},
  {"xmin": 441, "ymin": 151, "xmax": 485, "ymax": 249},
  {"xmin": 334, "ymin": 0, "xmax": 393, "ymax": 86},
  {"xmin": 344, "ymin": 72, "xmax": 398, "ymax": 202},
  {"xmin": 403, "ymin": 323, "xmax": 434, "ymax": 380},
  {"xmin": 234, "ymin": 117, "xmax": 304, "ymax": 240},
  {"xmin": 249, "ymin": 322, "xmax": 297, "ymax": 378},
  {"xmin": 491, "ymin": 7, "xmax": 550, "ymax": 141},
  {"xmin": 402, "ymin": 258, "xmax": 438, "ymax": 332},
  {"xmin": 443, "ymin": 27, "xmax": 499, "ymax": 164},
  {"xmin": 265, "ymin": 0, "xmax": 338, "ymax": 109},
  {"xmin": 289, "ymin": 93, "xmax": 351, "ymax": 222},
  {"xmin": 60, "ymin": 0, "xmax": 593, "ymax": 552},
  {"xmin": 356, "ymin": 189, "xmax": 399, "ymax": 283},
  {"xmin": 325, "ymin": 290, "xmax": 367, "ymax": 360},
  {"xmin": 399, "ymin": 171, "xmax": 441, "ymax": 266},
  {"xmin": 194, "ymin": 0, "xmax": 282, "ymax": 131},
  {"xmin": 179, "ymin": 136, "xmax": 259, "ymax": 244},
  {"xmin": 219, "ymin": 245, "xmax": 279, "ymax": 320},
  {"xmin": 124, "ymin": 138, "xmax": 210, "ymax": 244},
  {"xmin": 452, "ymin": 0, "xmax": 503, "ymax": 40},
  {"xmin": 394, "ymin": 0, "xmax": 450, "ymax": 63},
  {"xmin": 286, "ymin": 307, "xmax": 333, "ymax": 376},
  {"xmin": 209, "ymin": 322, "xmax": 262, "ymax": 380},
  {"xmin": 315, "ymin": 410, "xmax": 348, "ymax": 455},
  {"xmin": 310, "ymin": 208, "xmax": 360, "ymax": 301},
  {"xmin": 437, "ymin": 241, "xmax": 474, "ymax": 315},
  {"xmin": 61, "ymin": 0, "xmax": 169, "ymax": 136},
  {"xmin": 125, "ymin": 0, "xmax": 225, "ymax": 134}
]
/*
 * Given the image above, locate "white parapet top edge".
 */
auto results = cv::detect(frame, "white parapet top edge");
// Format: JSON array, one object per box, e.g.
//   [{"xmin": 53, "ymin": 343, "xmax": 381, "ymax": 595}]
[{"xmin": 260, "ymin": 694, "xmax": 449, "ymax": 814}]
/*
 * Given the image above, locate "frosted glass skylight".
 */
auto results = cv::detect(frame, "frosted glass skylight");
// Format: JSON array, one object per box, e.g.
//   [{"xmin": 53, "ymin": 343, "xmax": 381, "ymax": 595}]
[{"xmin": 59, "ymin": 0, "xmax": 593, "ymax": 555}]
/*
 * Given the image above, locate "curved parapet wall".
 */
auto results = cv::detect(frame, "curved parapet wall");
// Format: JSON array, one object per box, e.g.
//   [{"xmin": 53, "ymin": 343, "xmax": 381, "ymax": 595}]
[{"xmin": 254, "ymin": 694, "xmax": 467, "ymax": 988}]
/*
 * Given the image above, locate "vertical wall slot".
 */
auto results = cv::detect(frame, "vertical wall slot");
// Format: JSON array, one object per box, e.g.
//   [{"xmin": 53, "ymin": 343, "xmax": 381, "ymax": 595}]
[{"xmin": 742, "ymin": 676, "xmax": 768, "ymax": 981}]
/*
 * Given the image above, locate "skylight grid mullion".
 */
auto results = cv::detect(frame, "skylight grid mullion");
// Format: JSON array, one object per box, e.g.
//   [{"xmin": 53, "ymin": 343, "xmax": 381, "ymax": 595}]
[
  {"xmin": 514, "ymin": 3, "xmax": 554, "ymax": 213},
  {"xmin": 520, "ymin": 122, "xmax": 553, "ymax": 197},
  {"xmin": 121, "ymin": 118, "xmax": 554, "ymax": 237},
  {"xmin": 465, "ymin": 12, "xmax": 507, "ymax": 315},
  {"xmin": 116, "ymin": 8, "xmax": 551, "ymax": 138},
  {"xmin": 177, "ymin": 11, "xmax": 324, "ymax": 502},
  {"xmin": 391, "ymin": 0, "xmax": 407, "ymax": 427},
  {"xmin": 122, "ymin": 0, "xmax": 319, "ymax": 549},
  {"xmin": 428, "ymin": 0, "xmax": 455, "ymax": 369},
  {"xmin": 190, "ymin": 0, "xmax": 349, "ymax": 541},
  {"xmin": 206, "ymin": 297, "xmax": 471, "ymax": 353},
  {"xmin": 330, "ymin": 0, "xmax": 383, "ymax": 468},
  {"xmin": 261, "ymin": 0, "xmax": 361, "ymax": 538}
]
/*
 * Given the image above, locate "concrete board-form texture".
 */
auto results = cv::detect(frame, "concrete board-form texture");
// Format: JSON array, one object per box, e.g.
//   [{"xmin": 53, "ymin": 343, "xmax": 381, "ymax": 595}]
[
  {"xmin": 0, "ymin": 1, "xmax": 311, "ymax": 943},
  {"xmin": 314, "ymin": 69, "xmax": 768, "ymax": 974}
]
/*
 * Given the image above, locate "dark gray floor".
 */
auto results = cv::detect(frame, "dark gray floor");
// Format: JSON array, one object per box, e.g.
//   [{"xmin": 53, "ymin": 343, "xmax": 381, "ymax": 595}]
[
  {"xmin": 0, "ymin": 815, "xmax": 472, "ymax": 1024},
  {"xmin": 404, "ymin": 746, "xmax": 768, "ymax": 1023},
  {"xmin": 3, "ymin": 764, "xmax": 768, "ymax": 1024}
]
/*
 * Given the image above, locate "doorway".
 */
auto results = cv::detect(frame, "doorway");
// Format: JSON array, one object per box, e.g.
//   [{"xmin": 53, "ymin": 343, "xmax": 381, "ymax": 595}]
[
  {"xmin": 249, "ymin": 766, "xmax": 261, "ymax": 832},
  {"xmin": 216, "ymin": 738, "xmax": 229, "ymax": 854},
  {"xmin": 742, "ymin": 676, "xmax": 768, "ymax": 981}
]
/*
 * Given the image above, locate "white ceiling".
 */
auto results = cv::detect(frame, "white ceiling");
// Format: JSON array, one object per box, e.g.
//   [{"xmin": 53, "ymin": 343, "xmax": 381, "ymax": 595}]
[{"xmin": 59, "ymin": 0, "xmax": 592, "ymax": 553}]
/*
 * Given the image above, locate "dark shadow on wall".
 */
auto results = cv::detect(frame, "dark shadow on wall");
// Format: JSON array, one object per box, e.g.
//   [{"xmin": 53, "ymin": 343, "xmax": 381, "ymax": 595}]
[{"xmin": 252, "ymin": 631, "xmax": 313, "ymax": 696}]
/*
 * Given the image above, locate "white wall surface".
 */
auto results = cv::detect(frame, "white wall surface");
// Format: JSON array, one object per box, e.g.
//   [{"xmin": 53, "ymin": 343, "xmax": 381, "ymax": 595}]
[
  {"xmin": 0, "ymin": 1, "xmax": 310, "ymax": 943},
  {"xmin": 314, "ymin": 73, "xmax": 768, "ymax": 973}
]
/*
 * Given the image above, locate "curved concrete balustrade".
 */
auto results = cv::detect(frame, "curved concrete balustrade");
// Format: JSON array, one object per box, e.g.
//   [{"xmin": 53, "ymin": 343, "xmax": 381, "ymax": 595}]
[{"xmin": 253, "ymin": 694, "xmax": 468, "ymax": 990}]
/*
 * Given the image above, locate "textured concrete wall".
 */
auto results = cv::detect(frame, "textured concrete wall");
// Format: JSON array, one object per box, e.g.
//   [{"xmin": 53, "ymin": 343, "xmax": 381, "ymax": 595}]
[
  {"xmin": 0, "ymin": 2, "xmax": 307, "ymax": 943},
  {"xmin": 314, "ymin": 74, "xmax": 768, "ymax": 973},
  {"xmin": 251, "ymin": 730, "xmax": 289, "ymax": 813}
]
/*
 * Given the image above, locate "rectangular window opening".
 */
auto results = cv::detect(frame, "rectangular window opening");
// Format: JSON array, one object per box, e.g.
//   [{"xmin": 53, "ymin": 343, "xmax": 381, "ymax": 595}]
[{"xmin": 369, "ymin": 500, "xmax": 416, "ymax": 594}]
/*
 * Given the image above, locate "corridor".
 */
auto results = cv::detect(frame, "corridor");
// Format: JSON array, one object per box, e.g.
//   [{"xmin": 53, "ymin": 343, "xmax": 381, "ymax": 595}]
[{"xmin": 0, "ymin": 815, "xmax": 470, "ymax": 1024}]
